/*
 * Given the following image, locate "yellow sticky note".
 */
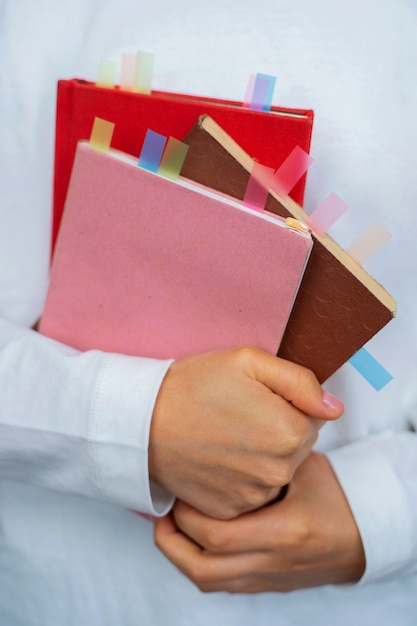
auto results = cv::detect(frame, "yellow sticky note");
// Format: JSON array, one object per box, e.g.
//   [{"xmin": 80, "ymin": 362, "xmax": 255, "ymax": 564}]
[
  {"xmin": 96, "ymin": 60, "xmax": 117, "ymax": 89},
  {"xmin": 133, "ymin": 51, "xmax": 154, "ymax": 94},
  {"xmin": 158, "ymin": 137, "xmax": 189, "ymax": 180},
  {"xmin": 89, "ymin": 117, "xmax": 115, "ymax": 153}
]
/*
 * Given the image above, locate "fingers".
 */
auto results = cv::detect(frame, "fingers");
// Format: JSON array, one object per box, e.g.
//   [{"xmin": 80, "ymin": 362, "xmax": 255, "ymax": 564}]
[
  {"xmin": 154, "ymin": 514, "xmax": 264, "ymax": 589},
  {"xmin": 243, "ymin": 348, "xmax": 344, "ymax": 420},
  {"xmin": 171, "ymin": 500, "xmax": 287, "ymax": 555},
  {"xmin": 149, "ymin": 346, "xmax": 343, "ymax": 521}
]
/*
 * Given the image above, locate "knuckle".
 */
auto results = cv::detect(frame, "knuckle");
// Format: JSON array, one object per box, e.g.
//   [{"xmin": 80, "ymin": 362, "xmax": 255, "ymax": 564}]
[
  {"xmin": 246, "ymin": 488, "xmax": 270, "ymax": 510},
  {"xmin": 240, "ymin": 484, "xmax": 275, "ymax": 511},
  {"xmin": 232, "ymin": 482, "xmax": 267, "ymax": 512},
  {"xmin": 281, "ymin": 426, "xmax": 305, "ymax": 456},
  {"xmin": 188, "ymin": 561, "xmax": 211, "ymax": 586},
  {"xmin": 297, "ymin": 366, "xmax": 318, "ymax": 391},
  {"xmin": 272, "ymin": 463, "xmax": 293, "ymax": 487},
  {"xmin": 213, "ymin": 499, "xmax": 243, "ymax": 520},
  {"xmin": 250, "ymin": 459, "xmax": 292, "ymax": 492},
  {"xmin": 290, "ymin": 514, "xmax": 311, "ymax": 545},
  {"xmin": 232, "ymin": 346, "xmax": 260, "ymax": 368}
]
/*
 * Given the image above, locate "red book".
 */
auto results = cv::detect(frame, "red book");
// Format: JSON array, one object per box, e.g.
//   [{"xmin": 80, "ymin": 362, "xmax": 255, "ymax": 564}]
[{"xmin": 52, "ymin": 78, "xmax": 314, "ymax": 253}]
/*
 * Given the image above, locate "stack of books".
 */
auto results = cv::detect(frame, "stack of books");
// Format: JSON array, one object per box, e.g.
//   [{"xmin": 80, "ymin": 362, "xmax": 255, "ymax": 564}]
[{"xmin": 40, "ymin": 77, "xmax": 396, "ymax": 385}]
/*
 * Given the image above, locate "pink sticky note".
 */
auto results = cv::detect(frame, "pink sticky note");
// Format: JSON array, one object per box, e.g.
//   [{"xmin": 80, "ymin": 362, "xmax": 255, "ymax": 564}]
[
  {"xmin": 243, "ymin": 74, "xmax": 275, "ymax": 111},
  {"xmin": 272, "ymin": 145, "xmax": 313, "ymax": 197},
  {"xmin": 243, "ymin": 162, "xmax": 275, "ymax": 211},
  {"xmin": 121, "ymin": 53, "xmax": 136, "ymax": 90},
  {"xmin": 305, "ymin": 192, "xmax": 349, "ymax": 236},
  {"xmin": 243, "ymin": 75, "xmax": 256, "ymax": 108}
]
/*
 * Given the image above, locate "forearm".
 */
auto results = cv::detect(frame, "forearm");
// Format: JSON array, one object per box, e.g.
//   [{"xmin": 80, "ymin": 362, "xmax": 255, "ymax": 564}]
[{"xmin": 0, "ymin": 318, "xmax": 174, "ymax": 515}]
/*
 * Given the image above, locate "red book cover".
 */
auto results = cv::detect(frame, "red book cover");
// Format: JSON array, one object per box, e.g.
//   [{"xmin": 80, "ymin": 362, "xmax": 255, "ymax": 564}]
[{"xmin": 52, "ymin": 78, "xmax": 314, "ymax": 253}]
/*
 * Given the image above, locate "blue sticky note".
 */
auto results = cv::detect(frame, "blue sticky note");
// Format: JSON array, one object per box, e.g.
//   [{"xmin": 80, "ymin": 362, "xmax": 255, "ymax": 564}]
[{"xmin": 348, "ymin": 348, "xmax": 393, "ymax": 391}]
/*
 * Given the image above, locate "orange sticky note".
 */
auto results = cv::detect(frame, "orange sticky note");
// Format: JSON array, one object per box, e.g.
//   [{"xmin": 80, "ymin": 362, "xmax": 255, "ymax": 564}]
[
  {"xmin": 89, "ymin": 117, "xmax": 115, "ymax": 153},
  {"xmin": 346, "ymin": 221, "xmax": 391, "ymax": 266}
]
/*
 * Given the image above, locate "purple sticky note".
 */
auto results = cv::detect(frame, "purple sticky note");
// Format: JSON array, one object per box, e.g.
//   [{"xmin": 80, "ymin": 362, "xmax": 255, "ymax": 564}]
[{"xmin": 138, "ymin": 129, "xmax": 167, "ymax": 172}]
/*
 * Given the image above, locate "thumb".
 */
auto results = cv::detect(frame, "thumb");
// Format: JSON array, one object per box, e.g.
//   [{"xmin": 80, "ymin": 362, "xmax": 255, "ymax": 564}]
[{"xmin": 248, "ymin": 350, "xmax": 344, "ymax": 421}]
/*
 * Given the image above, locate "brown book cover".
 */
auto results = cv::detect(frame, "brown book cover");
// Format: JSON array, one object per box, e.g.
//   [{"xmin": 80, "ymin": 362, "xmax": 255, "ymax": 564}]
[{"xmin": 180, "ymin": 115, "xmax": 396, "ymax": 383}]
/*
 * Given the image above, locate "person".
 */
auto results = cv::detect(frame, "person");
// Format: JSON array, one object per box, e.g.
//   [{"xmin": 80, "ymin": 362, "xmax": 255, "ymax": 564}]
[{"xmin": 1, "ymin": 0, "xmax": 416, "ymax": 624}]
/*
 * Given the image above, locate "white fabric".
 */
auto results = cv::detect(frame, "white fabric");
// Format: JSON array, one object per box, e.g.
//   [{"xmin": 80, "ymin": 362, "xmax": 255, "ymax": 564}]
[
  {"xmin": 0, "ymin": 320, "xmax": 174, "ymax": 513},
  {"xmin": 1, "ymin": 0, "xmax": 417, "ymax": 623}
]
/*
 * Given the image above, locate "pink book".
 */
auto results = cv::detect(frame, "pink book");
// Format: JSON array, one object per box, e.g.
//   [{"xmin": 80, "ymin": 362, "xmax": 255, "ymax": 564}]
[{"xmin": 40, "ymin": 143, "xmax": 312, "ymax": 359}]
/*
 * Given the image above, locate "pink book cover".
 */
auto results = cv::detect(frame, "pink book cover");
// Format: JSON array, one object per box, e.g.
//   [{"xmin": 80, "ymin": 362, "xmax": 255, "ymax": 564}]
[{"xmin": 40, "ymin": 143, "xmax": 312, "ymax": 359}]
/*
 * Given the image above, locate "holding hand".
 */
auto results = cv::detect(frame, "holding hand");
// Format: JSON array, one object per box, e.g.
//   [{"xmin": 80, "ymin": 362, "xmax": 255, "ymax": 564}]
[
  {"xmin": 154, "ymin": 452, "xmax": 366, "ymax": 593},
  {"xmin": 149, "ymin": 347, "xmax": 343, "ymax": 519}
]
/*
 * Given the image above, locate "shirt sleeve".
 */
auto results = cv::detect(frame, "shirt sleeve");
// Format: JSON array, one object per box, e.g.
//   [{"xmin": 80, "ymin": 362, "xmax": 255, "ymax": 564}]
[
  {"xmin": 326, "ymin": 427, "xmax": 417, "ymax": 584},
  {"xmin": 0, "ymin": 318, "xmax": 175, "ymax": 516}
]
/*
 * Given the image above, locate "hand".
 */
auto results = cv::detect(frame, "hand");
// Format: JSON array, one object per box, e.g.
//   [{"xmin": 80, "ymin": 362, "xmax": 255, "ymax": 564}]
[
  {"xmin": 149, "ymin": 347, "xmax": 343, "ymax": 519},
  {"xmin": 154, "ymin": 452, "xmax": 366, "ymax": 593}
]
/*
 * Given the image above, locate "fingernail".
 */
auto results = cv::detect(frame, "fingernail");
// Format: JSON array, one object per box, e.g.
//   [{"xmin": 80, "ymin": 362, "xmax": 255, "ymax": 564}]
[{"xmin": 322, "ymin": 390, "xmax": 344, "ymax": 412}]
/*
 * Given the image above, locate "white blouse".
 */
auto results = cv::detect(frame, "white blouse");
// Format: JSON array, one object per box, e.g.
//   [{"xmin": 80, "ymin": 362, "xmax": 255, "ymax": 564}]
[{"xmin": 1, "ymin": 0, "xmax": 416, "ymax": 623}]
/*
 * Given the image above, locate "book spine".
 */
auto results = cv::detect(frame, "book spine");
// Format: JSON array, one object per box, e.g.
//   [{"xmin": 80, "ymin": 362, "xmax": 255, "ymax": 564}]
[{"xmin": 51, "ymin": 79, "xmax": 75, "ymax": 257}]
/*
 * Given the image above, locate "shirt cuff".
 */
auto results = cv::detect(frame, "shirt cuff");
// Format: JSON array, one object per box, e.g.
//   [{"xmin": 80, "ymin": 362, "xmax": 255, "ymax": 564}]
[
  {"xmin": 89, "ymin": 351, "xmax": 175, "ymax": 516},
  {"xmin": 326, "ymin": 434, "xmax": 414, "ymax": 584}
]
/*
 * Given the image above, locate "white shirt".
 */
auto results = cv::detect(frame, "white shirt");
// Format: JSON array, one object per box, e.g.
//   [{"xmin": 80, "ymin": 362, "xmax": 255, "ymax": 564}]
[{"xmin": 1, "ymin": 0, "xmax": 417, "ymax": 623}]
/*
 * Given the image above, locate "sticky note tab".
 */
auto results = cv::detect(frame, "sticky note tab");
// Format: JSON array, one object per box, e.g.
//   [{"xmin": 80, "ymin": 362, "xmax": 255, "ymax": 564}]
[
  {"xmin": 138, "ymin": 130, "xmax": 167, "ymax": 172},
  {"xmin": 244, "ymin": 73, "xmax": 276, "ymax": 111},
  {"xmin": 89, "ymin": 117, "xmax": 115, "ymax": 153},
  {"xmin": 346, "ymin": 221, "xmax": 391, "ymax": 266},
  {"xmin": 243, "ymin": 162, "xmax": 275, "ymax": 211},
  {"xmin": 305, "ymin": 192, "xmax": 349, "ymax": 237},
  {"xmin": 256, "ymin": 73, "xmax": 276, "ymax": 111},
  {"xmin": 121, "ymin": 53, "xmax": 136, "ymax": 90},
  {"xmin": 158, "ymin": 137, "xmax": 189, "ymax": 180},
  {"xmin": 96, "ymin": 60, "xmax": 117, "ymax": 88},
  {"xmin": 243, "ymin": 75, "xmax": 256, "ymax": 108},
  {"xmin": 272, "ymin": 145, "xmax": 314, "ymax": 197},
  {"xmin": 133, "ymin": 51, "xmax": 154, "ymax": 94},
  {"xmin": 349, "ymin": 348, "xmax": 393, "ymax": 391}
]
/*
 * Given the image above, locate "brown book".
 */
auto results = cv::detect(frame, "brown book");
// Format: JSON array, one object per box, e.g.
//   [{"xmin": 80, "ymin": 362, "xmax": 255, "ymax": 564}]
[{"xmin": 180, "ymin": 115, "xmax": 396, "ymax": 383}]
